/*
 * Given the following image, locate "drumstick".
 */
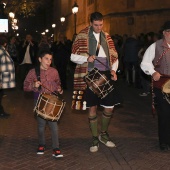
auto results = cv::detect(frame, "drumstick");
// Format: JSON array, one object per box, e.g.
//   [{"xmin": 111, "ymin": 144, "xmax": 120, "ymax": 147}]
[
  {"xmin": 86, "ymin": 52, "xmax": 108, "ymax": 68},
  {"xmin": 41, "ymin": 84, "xmax": 58, "ymax": 96}
]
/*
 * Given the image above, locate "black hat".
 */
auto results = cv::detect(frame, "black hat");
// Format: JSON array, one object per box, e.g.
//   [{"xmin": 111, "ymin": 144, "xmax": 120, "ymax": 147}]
[{"xmin": 162, "ymin": 21, "xmax": 170, "ymax": 31}]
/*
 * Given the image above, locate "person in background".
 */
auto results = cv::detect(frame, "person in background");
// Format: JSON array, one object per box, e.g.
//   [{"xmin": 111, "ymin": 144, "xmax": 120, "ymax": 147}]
[
  {"xmin": 0, "ymin": 34, "xmax": 15, "ymax": 118},
  {"xmin": 51, "ymin": 33, "xmax": 71, "ymax": 90},
  {"xmin": 141, "ymin": 21, "xmax": 170, "ymax": 151},
  {"xmin": 38, "ymin": 35, "xmax": 51, "ymax": 51},
  {"xmin": 6, "ymin": 36, "xmax": 18, "ymax": 64},
  {"xmin": 24, "ymin": 50, "xmax": 64, "ymax": 158},
  {"xmin": 18, "ymin": 34, "xmax": 38, "ymax": 89},
  {"xmin": 71, "ymin": 12, "xmax": 122, "ymax": 153},
  {"xmin": 123, "ymin": 34, "xmax": 141, "ymax": 88},
  {"xmin": 6, "ymin": 36, "xmax": 19, "ymax": 80}
]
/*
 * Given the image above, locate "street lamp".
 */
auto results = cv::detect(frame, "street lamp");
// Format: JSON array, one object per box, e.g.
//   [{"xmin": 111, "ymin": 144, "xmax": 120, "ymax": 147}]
[
  {"xmin": 52, "ymin": 24, "xmax": 56, "ymax": 41},
  {"xmin": 52, "ymin": 24, "xmax": 56, "ymax": 28},
  {"xmin": 9, "ymin": 12, "xmax": 15, "ymax": 19},
  {"xmin": 60, "ymin": 16, "xmax": 65, "ymax": 25},
  {"xmin": 72, "ymin": 1, "xmax": 79, "ymax": 37}
]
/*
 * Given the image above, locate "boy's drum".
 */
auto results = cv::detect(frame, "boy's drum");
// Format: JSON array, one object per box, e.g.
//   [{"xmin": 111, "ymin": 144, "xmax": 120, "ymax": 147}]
[
  {"xmin": 34, "ymin": 93, "xmax": 66, "ymax": 121},
  {"xmin": 84, "ymin": 68, "xmax": 114, "ymax": 99}
]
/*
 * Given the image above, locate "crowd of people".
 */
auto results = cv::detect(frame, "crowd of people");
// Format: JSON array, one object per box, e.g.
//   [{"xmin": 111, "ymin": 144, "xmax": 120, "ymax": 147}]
[{"xmin": 0, "ymin": 11, "xmax": 170, "ymax": 159}]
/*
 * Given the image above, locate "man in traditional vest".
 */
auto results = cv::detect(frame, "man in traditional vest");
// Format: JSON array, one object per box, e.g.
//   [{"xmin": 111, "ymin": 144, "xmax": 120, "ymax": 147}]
[
  {"xmin": 71, "ymin": 12, "xmax": 122, "ymax": 152},
  {"xmin": 141, "ymin": 21, "xmax": 170, "ymax": 151}
]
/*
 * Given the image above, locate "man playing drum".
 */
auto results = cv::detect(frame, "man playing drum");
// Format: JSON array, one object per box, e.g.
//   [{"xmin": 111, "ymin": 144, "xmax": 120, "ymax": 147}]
[
  {"xmin": 71, "ymin": 12, "xmax": 122, "ymax": 152},
  {"xmin": 24, "ymin": 50, "xmax": 64, "ymax": 158},
  {"xmin": 141, "ymin": 21, "xmax": 170, "ymax": 151}
]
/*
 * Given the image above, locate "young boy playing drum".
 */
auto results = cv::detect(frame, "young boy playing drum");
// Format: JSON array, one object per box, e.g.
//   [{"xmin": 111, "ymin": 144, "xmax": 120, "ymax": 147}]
[{"xmin": 24, "ymin": 50, "xmax": 64, "ymax": 158}]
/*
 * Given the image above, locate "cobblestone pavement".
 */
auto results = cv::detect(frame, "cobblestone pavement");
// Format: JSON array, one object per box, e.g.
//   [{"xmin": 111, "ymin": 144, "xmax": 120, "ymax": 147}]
[{"xmin": 1, "ymin": 76, "xmax": 170, "ymax": 170}]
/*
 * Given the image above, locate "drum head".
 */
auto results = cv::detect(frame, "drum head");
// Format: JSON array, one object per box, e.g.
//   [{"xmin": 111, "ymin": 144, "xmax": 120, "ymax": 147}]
[{"xmin": 162, "ymin": 80, "xmax": 170, "ymax": 93}]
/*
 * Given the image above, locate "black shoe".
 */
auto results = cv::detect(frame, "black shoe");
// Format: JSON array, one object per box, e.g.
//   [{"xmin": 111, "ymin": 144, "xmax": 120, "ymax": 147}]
[
  {"xmin": 160, "ymin": 144, "xmax": 169, "ymax": 151},
  {"xmin": 0, "ymin": 113, "xmax": 10, "ymax": 118},
  {"xmin": 0, "ymin": 112, "xmax": 10, "ymax": 118}
]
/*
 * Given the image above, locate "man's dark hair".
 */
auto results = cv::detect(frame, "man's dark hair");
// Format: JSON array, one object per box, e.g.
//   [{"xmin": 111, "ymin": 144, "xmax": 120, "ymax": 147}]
[
  {"xmin": 90, "ymin": 12, "xmax": 103, "ymax": 22},
  {"xmin": 0, "ymin": 34, "xmax": 7, "ymax": 46}
]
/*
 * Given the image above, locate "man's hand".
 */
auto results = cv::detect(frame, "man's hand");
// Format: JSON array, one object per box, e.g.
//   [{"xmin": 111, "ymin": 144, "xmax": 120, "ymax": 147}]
[
  {"xmin": 87, "ymin": 55, "xmax": 96, "ymax": 63},
  {"xmin": 111, "ymin": 70, "xmax": 117, "ymax": 81},
  {"xmin": 152, "ymin": 71, "xmax": 161, "ymax": 81},
  {"xmin": 57, "ymin": 87, "xmax": 63, "ymax": 94}
]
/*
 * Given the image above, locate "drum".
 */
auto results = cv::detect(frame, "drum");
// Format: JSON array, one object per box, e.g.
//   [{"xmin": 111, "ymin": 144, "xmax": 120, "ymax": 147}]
[
  {"xmin": 84, "ymin": 68, "xmax": 114, "ymax": 99},
  {"xmin": 162, "ymin": 79, "xmax": 170, "ymax": 104},
  {"xmin": 34, "ymin": 93, "xmax": 66, "ymax": 121}
]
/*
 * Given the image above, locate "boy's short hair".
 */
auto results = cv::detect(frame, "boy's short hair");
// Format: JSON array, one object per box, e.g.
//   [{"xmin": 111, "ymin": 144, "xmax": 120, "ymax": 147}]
[
  {"xmin": 90, "ymin": 12, "xmax": 103, "ymax": 23},
  {"xmin": 38, "ymin": 49, "xmax": 52, "ymax": 58}
]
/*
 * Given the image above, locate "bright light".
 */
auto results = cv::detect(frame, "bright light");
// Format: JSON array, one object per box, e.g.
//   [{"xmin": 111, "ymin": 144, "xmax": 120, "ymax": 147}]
[
  {"xmin": 0, "ymin": 19, "xmax": 8, "ymax": 33},
  {"xmin": 52, "ymin": 24, "xmax": 56, "ymax": 28},
  {"xmin": 60, "ymin": 17, "xmax": 65, "ymax": 23},
  {"xmin": 72, "ymin": 2, "xmax": 79, "ymax": 14},
  {"xmin": 3, "ymin": 3, "xmax": 6, "ymax": 8},
  {"xmin": 16, "ymin": 33, "xmax": 19, "ymax": 36},
  {"xmin": 13, "ymin": 19, "xmax": 17, "ymax": 24},
  {"xmin": 12, "ymin": 25, "xmax": 18, "ymax": 30},
  {"xmin": 45, "ymin": 29, "xmax": 49, "ymax": 32},
  {"xmin": 9, "ymin": 12, "xmax": 15, "ymax": 18},
  {"xmin": 41, "ymin": 32, "xmax": 45, "ymax": 35}
]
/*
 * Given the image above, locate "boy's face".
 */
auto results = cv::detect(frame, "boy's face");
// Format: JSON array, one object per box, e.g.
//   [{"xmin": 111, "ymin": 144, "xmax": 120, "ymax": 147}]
[
  {"xmin": 39, "ymin": 54, "xmax": 52, "ymax": 70},
  {"xmin": 90, "ymin": 20, "xmax": 103, "ymax": 34}
]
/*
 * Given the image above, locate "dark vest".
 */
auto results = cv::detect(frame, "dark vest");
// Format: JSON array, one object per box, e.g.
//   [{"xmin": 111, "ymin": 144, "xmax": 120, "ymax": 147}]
[
  {"xmin": 88, "ymin": 27, "xmax": 110, "ymax": 70},
  {"xmin": 153, "ymin": 39, "xmax": 170, "ymax": 75}
]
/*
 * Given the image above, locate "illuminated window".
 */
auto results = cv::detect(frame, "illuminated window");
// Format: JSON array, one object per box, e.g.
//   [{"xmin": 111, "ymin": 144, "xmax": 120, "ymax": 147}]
[
  {"xmin": 88, "ymin": 0, "xmax": 94, "ymax": 5},
  {"xmin": 127, "ymin": 0, "xmax": 135, "ymax": 8}
]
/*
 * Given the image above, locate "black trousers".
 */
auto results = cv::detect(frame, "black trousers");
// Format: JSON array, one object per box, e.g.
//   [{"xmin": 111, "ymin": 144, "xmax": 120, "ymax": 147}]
[
  {"xmin": 154, "ymin": 88, "xmax": 170, "ymax": 145},
  {"xmin": 0, "ymin": 89, "xmax": 5, "ymax": 114}
]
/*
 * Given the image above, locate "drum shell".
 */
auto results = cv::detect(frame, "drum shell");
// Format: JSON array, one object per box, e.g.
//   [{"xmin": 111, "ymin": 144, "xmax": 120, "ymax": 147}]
[
  {"xmin": 35, "ymin": 94, "xmax": 66, "ymax": 121},
  {"xmin": 84, "ymin": 68, "xmax": 114, "ymax": 99}
]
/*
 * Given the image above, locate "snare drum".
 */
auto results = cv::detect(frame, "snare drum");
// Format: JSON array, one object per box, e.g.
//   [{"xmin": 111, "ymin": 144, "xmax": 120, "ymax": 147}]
[
  {"xmin": 34, "ymin": 93, "xmax": 66, "ymax": 121},
  {"xmin": 162, "ymin": 79, "xmax": 170, "ymax": 104},
  {"xmin": 84, "ymin": 68, "xmax": 114, "ymax": 99}
]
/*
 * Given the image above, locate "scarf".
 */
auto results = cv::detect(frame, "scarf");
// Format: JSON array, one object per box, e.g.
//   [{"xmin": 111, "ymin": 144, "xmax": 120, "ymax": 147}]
[{"xmin": 71, "ymin": 26, "xmax": 118, "ymax": 110}]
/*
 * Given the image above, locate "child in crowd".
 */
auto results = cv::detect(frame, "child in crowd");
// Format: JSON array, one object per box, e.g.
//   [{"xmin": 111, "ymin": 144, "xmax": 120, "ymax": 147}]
[{"xmin": 24, "ymin": 50, "xmax": 63, "ymax": 158}]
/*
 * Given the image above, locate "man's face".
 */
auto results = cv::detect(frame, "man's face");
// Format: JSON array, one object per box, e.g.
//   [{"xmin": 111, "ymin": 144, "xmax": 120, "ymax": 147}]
[
  {"xmin": 90, "ymin": 20, "xmax": 103, "ymax": 34},
  {"xmin": 26, "ymin": 35, "xmax": 32, "ymax": 42},
  {"xmin": 163, "ymin": 29, "xmax": 170, "ymax": 44}
]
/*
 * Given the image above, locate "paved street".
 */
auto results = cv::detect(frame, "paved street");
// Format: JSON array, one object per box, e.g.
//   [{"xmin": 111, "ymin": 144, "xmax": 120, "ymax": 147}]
[{"xmin": 0, "ymin": 75, "xmax": 170, "ymax": 170}]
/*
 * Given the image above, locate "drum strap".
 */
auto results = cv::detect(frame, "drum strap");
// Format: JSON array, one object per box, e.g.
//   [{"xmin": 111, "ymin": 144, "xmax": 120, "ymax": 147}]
[
  {"xmin": 95, "ymin": 33, "xmax": 101, "ymax": 56},
  {"xmin": 35, "ymin": 66, "xmax": 41, "ymax": 90}
]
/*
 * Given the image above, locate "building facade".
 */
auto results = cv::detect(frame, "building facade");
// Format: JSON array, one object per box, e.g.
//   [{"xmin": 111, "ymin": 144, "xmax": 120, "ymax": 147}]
[{"xmin": 53, "ymin": 0, "xmax": 170, "ymax": 40}]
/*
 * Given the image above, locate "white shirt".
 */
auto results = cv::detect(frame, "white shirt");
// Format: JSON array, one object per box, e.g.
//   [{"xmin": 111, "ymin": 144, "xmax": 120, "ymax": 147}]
[
  {"xmin": 20, "ymin": 44, "xmax": 32, "ymax": 65},
  {"xmin": 71, "ymin": 32, "xmax": 118, "ymax": 71},
  {"xmin": 141, "ymin": 42, "xmax": 170, "ymax": 75}
]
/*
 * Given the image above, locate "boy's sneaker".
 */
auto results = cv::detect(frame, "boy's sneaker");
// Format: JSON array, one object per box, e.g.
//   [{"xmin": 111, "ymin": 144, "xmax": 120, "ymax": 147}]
[
  {"xmin": 52, "ymin": 148, "xmax": 63, "ymax": 158},
  {"xmin": 99, "ymin": 132, "xmax": 116, "ymax": 148},
  {"xmin": 37, "ymin": 145, "xmax": 45, "ymax": 154},
  {"xmin": 90, "ymin": 136, "xmax": 99, "ymax": 153}
]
